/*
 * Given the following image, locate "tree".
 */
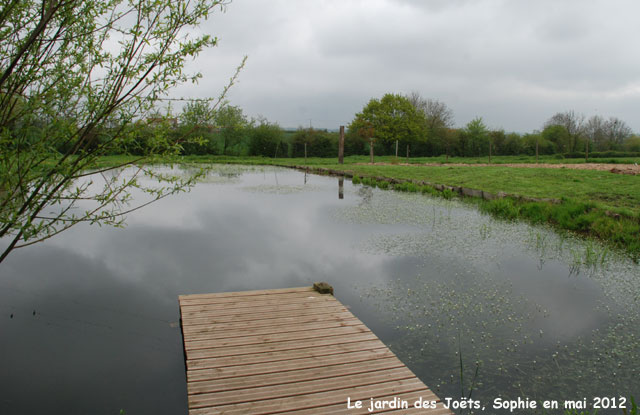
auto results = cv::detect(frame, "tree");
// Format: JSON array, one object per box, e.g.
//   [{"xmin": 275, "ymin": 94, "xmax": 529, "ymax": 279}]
[
  {"xmin": 585, "ymin": 115, "xmax": 606, "ymax": 153},
  {"xmin": 464, "ymin": 117, "xmax": 489, "ymax": 156},
  {"xmin": 355, "ymin": 121, "xmax": 376, "ymax": 163},
  {"xmin": 0, "ymin": 0, "xmax": 241, "ymax": 263},
  {"xmin": 583, "ymin": 115, "xmax": 632, "ymax": 151},
  {"xmin": 291, "ymin": 128, "xmax": 335, "ymax": 158},
  {"xmin": 349, "ymin": 93, "xmax": 426, "ymax": 156},
  {"xmin": 522, "ymin": 132, "xmax": 554, "ymax": 155},
  {"xmin": 407, "ymin": 92, "xmax": 454, "ymax": 157},
  {"xmin": 503, "ymin": 132, "xmax": 523, "ymax": 155},
  {"xmin": 180, "ymin": 101, "xmax": 214, "ymax": 128},
  {"xmin": 544, "ymin": 111, "xmax": 585, "ymax": 152},
  {"xmin": 248, "ymin": 120, "xmax": 285, "ymax": 157},
  {"xmin": 541, "ymin": 124, "xmax": 571, "ymax": 153},
  {"xmin": 488, "ymin": 129, "xmax": 506, "ymax": 157},
  {"xmin": 407, "ymin": 93, "xmax": 454, "ymax": 131},
  {"xmin": 343, "ymin": 126, "xmax": 369, "ymax": 156},
  {"xmin": 179, "ymin": 100, "xmax": 217, "ymax": 155},
  {"xmin": 215, "ymin": 105, "xmax": 247, "ymax": 155},
  {"xmin": 624, "ymin": 136, "xmax": 640, "ymax": 152},
  {"xmin": 602, "ymin": 117, "xmax": 632, "ymax": 150}
]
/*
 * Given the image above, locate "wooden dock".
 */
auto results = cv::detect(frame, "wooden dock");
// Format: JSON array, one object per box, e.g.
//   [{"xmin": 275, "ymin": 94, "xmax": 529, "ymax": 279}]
[{"xmin": 179, "ymin": 285, "xmax": 451, "ymax": 414}]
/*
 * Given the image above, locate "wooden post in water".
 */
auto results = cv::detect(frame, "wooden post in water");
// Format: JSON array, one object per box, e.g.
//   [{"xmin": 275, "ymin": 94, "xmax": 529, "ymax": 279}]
[
  {"xmin": 338, "ymin": 125, "xmax": 344, "ymax": 164},
  {"xmin": 313, "ymin": 281, "xmax": 334, "ymax": 294},
  {"xmin": 338, "ymin": 177, "xmax": 344, "ymax": 199}
]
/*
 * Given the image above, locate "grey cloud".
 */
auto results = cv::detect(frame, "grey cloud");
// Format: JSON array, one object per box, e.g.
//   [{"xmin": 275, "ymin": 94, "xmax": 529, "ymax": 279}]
[{"xmin": 174, "ymin": 0, "xmax": 640, "ymax": 132}]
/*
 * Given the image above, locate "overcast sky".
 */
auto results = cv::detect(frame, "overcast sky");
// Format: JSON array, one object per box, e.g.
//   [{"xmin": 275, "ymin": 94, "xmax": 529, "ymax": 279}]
[{"xmin": 175, "ymin": 0, "xmax": 640, "ymax": 133}]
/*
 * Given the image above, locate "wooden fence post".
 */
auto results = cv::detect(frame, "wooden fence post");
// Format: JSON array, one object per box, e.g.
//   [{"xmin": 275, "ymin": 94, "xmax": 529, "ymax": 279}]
[
  {"xmin": 489, "ymin": 141, "xmax": 492, "ymax": 164},
  {"xmin": 369, "ymin": 140, "xmax": 374, "ymax": 163},
  {"xmin": 338, "ymin": 126, "xmax": 344, "ymax": 164},
  {"xmin": 585, "ymin": 140, "xmax": 589, "ymax": 162}
]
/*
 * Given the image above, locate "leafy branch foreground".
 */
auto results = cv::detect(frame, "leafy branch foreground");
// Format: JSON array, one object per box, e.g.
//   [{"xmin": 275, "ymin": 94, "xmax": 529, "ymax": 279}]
[{"xmin": 0, "ymin": 0, "xmax": 241, "ymax": 264}]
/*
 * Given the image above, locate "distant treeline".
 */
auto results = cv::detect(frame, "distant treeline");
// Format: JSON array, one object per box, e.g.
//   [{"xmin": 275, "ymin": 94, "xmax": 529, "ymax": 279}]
[{"xmin": 11, "ymin": 95, "xmax": 639, "ymax": 159}]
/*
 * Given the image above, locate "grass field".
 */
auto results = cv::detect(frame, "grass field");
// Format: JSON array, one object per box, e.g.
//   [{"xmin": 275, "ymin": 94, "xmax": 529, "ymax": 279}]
[
  {"xmin": 96, "ymin": 154, "xmax": 640, "ymax": 257},
  {"xmin": 95, "ymin": 154, "xmax": 640, "ymax": 167},
  {"xmin": 281, "ymin": 154, "xmax": 640, "ymax": 165}
]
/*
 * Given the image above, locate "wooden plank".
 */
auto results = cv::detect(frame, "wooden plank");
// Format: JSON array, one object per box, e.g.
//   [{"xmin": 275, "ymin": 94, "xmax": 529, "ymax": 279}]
[
  {"xmin": 182, "ymin": 310, "xmax": 357, "ymax": 331},
  {"xmin": 186, "ymin": 339, "xmax": 388, "ymax": 371},
  {"xmin": 187, "ymin": 349, "xmax": 396, "ymax": 382},
  {"xmin": 189, "ymin": 367, "xmax": 417, "ymax": 408},
  {"xmin": 182, "ymin": 316, "xmax": 361, "ymax": 339},
  {"xmin": 189, "ymin": 379, "xmax": 429, "ymax": 415},
  {"xmin": 179, "ymin": 287, "xmax": 450, "ymax": 415},
  {"xmin": 187, "ymin": 357, "xmax": 405, "ymax": 394},
  {"xmin": 181, "ymin": 304, "xmax": 348, "ymax": 326},
  {"xmin": 179, "ymin": 286, "xmax": 313, "ymax": 301},
  {"xmin": 186, "ymin": 332, "xmax": 379, "ymax": 360},
  {"xmin": 180, "ymin": 292, "xmax": 332, "ymax": 308},
  {"xmin": 181, "ymin": 310, "xmax": 356, "ymax": 332},
  {"xmin": 181, "ymin": 300, "xmax": 342, "ymax": 318},
  {"xmin": 180, "ymin": 296, "xmax": 335, "ymax": 314},
  {"xmin": 184, "ymin": 324, "xmax": 371, "ymax": 351}
]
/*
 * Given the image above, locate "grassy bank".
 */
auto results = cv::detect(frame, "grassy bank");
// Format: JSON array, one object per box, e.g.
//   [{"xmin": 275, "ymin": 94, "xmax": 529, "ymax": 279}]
[
  {"xmin": 96, "ymin": 155, "xmax": 640, "ymax": 257},
  {"xmin": 94, "ymin": 153, "xmax": 640, "ymax": 167},
  {"xmin": 186, "ymin": 153, "xmax": 640, "ymax": 165}
]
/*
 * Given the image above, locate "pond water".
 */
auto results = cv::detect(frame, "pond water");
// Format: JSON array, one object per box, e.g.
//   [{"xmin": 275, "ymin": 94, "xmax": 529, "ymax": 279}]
[{"xmin": 0, "ymin": 165, "xmax": 638, "ymax": 414}]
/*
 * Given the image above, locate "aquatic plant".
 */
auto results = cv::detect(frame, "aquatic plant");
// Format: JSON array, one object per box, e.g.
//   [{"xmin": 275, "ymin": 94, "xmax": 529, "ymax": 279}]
[
  {"xmin": 338, "ymin": 164, "xmax": 640, "ymax": 257},
  {"xmin": 482, "ymin": 198, "xmax": 520, "ymax": 220},
  {"xmin": 441, "ymin": 188, "xmax": 455, "ymax": 200},
  {"xmin": 623, "ymin": 396, "xmax": 638, "ymax": 415},
  {"xmin": 377, "ymin": 180, "xmax": 390, "ymax": 190},
  {"xmin": 365, "ymin": 270, "xmax": 640, "ymax": 412},
  {"xmin": 421, "ymin": 185, "xmax": 438, "ymax": 196},
  {"xmin": 457, "ymin": 331, "xmax": 481, "ymax": 401},
  {"xmin": 479, "ymin": 223, "xmax": 491, "ymax": 240}
]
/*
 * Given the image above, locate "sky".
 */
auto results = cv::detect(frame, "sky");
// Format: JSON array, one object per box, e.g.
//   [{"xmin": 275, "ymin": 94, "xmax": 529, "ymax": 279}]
[{"xmin": 175, "ymin": 0, "xmax": 640, "ymax": 133}]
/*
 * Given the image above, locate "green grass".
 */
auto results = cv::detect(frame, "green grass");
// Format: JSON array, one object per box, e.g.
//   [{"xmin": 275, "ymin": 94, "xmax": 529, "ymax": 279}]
[
  {"xmin": 268, "ymin": 154, "xmax": 640, "ymax": 165},
  {"xmin": 340, "ymin": 164, "xmax": 639, "ymax": 215},
  {"xmin": 94, "ymin": 153, "xmax": 640, "ymax": 167},
  {"xmin": 94, "ymin": 154, "xmax": 640, "ymax": 257}
]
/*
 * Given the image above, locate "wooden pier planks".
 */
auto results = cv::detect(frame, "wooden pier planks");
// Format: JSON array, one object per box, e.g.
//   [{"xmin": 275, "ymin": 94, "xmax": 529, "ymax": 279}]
[{"xmin": 179, "ymin": 286, "xmax": 451, "ymax": 414}]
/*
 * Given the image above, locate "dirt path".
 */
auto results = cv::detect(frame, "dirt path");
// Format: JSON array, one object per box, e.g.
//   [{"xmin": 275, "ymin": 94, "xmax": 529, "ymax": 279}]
[{"xmin": 359, "ymin": 162, "xmax": 640, "ymax": 175}]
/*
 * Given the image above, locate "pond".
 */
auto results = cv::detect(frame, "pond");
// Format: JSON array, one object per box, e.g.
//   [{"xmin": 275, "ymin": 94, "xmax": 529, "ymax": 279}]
[{"xmin": 0, "ymin": 165, "xmax": 638, "ymax": 414}]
